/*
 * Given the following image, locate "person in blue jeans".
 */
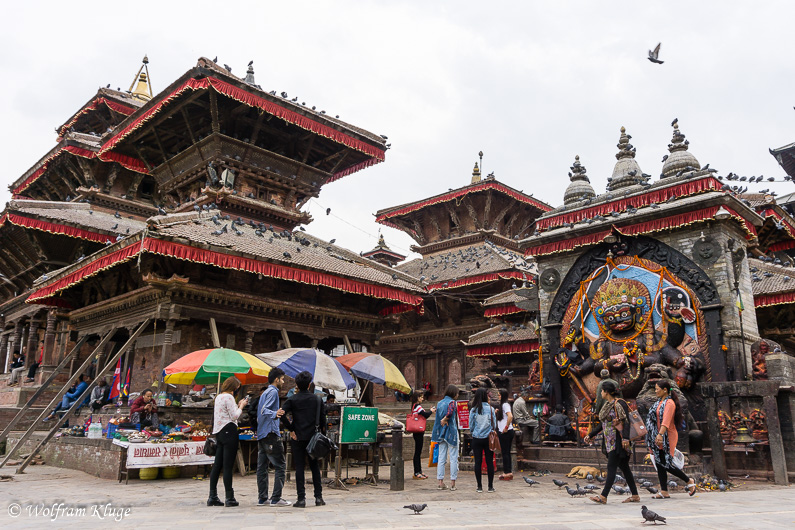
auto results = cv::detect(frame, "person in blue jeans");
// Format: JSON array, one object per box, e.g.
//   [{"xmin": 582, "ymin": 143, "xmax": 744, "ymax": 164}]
[
  {"xmin": 43, "ymin": 374, "xmax": 91, "ymax": 421},
  {"xmin": 469, "ymin": 387, "xmax": 497, "ymax": 493},
  {"xmin": 256, "ymin": 367, "xmax": 291, "ymax": 507},
  {"xmin": 431, "ymin": 384, "xmax": 460, "ymax": 491}
]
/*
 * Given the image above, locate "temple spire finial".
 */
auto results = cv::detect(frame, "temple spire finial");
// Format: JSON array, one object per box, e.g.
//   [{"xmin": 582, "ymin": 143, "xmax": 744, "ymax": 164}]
[
  {"xmin": 471, "ymin": 162, "xmax": 481, "ymax": 184},
  {"xmin": 661, "ymin": 119, "xmax": 701, "ymax": 178},
  {"xmin": 244, "ymin": 61, "xmax": 256, "ymax": 86},
  {"xmin": 129, "ymin": 55, "xmax": 153, "ymax": 102},
  {"xmin": 563, "ymin": 154, "xmax": 595, "ymax": 205}
]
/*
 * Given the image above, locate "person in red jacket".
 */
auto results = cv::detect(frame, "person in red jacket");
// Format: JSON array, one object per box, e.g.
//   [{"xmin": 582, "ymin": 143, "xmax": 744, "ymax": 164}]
[{"xmin": 130, "ymin": 389, "xmax": 159, "ymax": 428}]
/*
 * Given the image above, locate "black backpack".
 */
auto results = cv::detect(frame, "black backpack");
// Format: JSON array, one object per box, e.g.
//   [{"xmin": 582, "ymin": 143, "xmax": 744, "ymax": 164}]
[{"xmin": 244, "ymin": 394, "xmax": 261, "ymax": 431}]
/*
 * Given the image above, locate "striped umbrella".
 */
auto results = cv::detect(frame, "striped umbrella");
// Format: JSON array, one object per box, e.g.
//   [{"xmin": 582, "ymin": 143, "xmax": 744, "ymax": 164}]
[
  {"xmin": 255, "ymin": 348, "xmax": 355, "ymax": 391},
  {"xmin": 336, "ymin": 352, "xmax": 411, "ymax": 394},
  {"xmin": 164, "ymin": 348, "xmax": 271, "ymax": 390}
]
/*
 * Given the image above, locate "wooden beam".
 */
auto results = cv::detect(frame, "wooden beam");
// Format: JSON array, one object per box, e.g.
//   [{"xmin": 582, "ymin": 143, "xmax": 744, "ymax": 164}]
[
  {"xmin": 343, "ymin": 335, "xmax": 354, "ymax": 354},
  {"xmin": 209, "ymin": 90, "xmax": 220, "ymax": 134},
  {"xmin": 329, "ymin": 150, "xmax": 350, "ymax": 174},
  {"xmin": 281, "ymin": 327, "xmax": 292, "ymax": 348},
  {"xmin": 180, "ymin": 107, "xmax": 196, "ymax": 144},
  {"xmin": 209, "ymin": 317, "xmax": 221, "ymax": 348}
]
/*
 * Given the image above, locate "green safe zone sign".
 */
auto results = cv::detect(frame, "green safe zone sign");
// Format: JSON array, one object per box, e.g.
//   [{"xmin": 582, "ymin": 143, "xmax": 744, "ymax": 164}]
[{"xmin": 340, "ymin": 407, "xmax": 378, "ymax": 443}]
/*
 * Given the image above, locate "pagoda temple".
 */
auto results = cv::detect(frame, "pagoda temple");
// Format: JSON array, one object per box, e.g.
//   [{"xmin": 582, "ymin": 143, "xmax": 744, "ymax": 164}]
[
  {"xmin": 0, "ymin": 57, "xmax": 423, "ymax": 399},
  {"xmin": 374, "ymin": 164, "xmax": 550, "ymax": 397}
]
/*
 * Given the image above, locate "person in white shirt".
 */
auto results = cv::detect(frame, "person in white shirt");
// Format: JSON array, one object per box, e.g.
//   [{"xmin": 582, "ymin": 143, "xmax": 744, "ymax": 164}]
[
  {"xmin": 207, "ymin": 376, "xmax": 248, "ymax": 508},
  {"xmin": 495, "ymin": 388, "xmax": 514, "ymax": 480}
]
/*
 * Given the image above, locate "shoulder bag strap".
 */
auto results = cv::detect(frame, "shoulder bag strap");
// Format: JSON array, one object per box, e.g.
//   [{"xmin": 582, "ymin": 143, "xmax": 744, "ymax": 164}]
[{"xmin": 314, "ymin": 395, "xmax": 322, "ymax": 432}]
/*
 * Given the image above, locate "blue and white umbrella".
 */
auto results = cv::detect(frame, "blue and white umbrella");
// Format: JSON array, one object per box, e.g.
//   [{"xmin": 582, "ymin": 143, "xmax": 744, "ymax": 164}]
[{"xmin": 255, "ymin": 348, "xmax": 356, "ymax": 391}]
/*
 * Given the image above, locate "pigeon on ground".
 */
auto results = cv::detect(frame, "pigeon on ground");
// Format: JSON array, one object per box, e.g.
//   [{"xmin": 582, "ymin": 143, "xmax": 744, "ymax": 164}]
[
  {"xmin": 211, "ymin": 225, "xmax": 228, "ymax": 236},
  {"xmin": 641, "ymin": 505, "xmax": 666, "ymax": 524},
  {"xmin": 667, "ymin": 480, "xmax": 678, "ymax": 490},
  {"xmin": 646, "ymin": 486, "xmax": 659, "ymax": 494},
  {"xmin": 403, "ymin": 503, "xmax": 427, "ymax": 515},
  {"xmin": 596, "ymin": 475, "xmax": 606, "ymax": 483},
  {"xmin": 565, "ymin": 486, "xmax": 580, "ymax": 497},
  {"xmin": 553, "ymin": 479, "xmax": 568, "ymax": 488},
  {"xmin": 523, "ymin": 477, "xmax": 539, "ymax": 486},
  {"xmin": 586, "ymin": 473, "xmax": 594, "ymax": 482}
]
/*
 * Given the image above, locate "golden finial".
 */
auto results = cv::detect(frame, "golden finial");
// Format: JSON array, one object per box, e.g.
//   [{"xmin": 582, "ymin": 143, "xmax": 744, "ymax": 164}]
[
  {"xmin": 471, "ymin": 162, "xmax": 482, "ymax": 184},
  {"xmin": 129, "ymin": 55, "xmax": 153, "ymax": 102}
]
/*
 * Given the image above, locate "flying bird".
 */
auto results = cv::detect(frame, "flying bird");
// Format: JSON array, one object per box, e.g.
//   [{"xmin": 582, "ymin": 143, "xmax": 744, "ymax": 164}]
[
  {"xmin": 403, "ymin": 503, "xmax": 427, "ymax": 515},
  {"xmin": 326, "ymin": 208, "xmax": 331, "ymax": 215},
  {"xmin": 648, "ymin": 43, "xmax": 664, "ymax": 64},
  {"xmin": 641, "ymin": 505, "xmax": 666, "ymax": 525}
]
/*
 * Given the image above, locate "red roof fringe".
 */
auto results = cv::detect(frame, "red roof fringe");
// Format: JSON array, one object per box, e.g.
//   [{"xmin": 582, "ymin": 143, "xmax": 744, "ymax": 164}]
[
  {"xmin": 376, "ymin": 181, "xmax": 551, "ymax": 223},
  {"xmin": 98, "ymin": 77, "xmax": 385, "ymax": 178},
  {"xmin": 768, "ymin": 240, "xmax": 795, "ymax": 252},
  {"xmin": 484, "ymin": 304, "xmax": 526, "ymax": 317},
  {"xmin": 466, "ymin": 341, "xmax": 539, "ymax": 357},
  {"xmin": 27, "ymin": 238, "xmax": 424, "ymax": 312},
  {"xmin": 525, "ymin": 206, "xmax": 756, "ymax": 257},
  {"xmin": 755, "ymin": 292, "xmax": 795, "ymax": 308},
  {"xmin": 426, "ymin": 271, "xmax": 529, "ymax": 291},
  {"xmin": 58, "ymin": 97, "xmax": 136, "ymax": 136},
  {"xmin": 760, "ymin": 208, "xmax": 795, "ymax": 240},
  {"xmin": 0, "ymin": 213, "xmax": 113, "ymax": 244},
  {"xmin": 378, "ymin": 303, "xmax": 424, "ymax": 317},
  {"xmin": 12, "ymin": 145, "xmax": 96, "ymax": 194},
  {"xmin": 534, "ymin": 177, "xmax": 723, "ymax": 232}
]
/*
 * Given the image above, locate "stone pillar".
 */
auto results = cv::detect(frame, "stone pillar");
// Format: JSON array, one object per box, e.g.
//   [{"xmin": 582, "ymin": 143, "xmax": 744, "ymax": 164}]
[
  {"xmin": 0, "ymin": 314, "xmax": 8, "ymax": 372},
  {"xmin": 762, "ymin": 394, "xmax": 789, "ymax": 485},
  {"xmin": 10, "ymin": 321, "xmax": 22, "ymax": 368},
  {"xmin": 25, "ymin": 316, "xmax": 42, "ymax": 369},
  {"xmin": 157, "ymin": 319, "xmax": 176, "ymax": 387},
  {"xmin": 42, "ymin": 310, "xmax": 58, "ymax": 366},
  {"xmin": 244, "ymin": 330, "xmax": 255, "ymax": 354}
]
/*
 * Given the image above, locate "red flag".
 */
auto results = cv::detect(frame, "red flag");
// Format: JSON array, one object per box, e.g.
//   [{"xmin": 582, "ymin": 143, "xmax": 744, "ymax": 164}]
[{"xmin": 109, "ymin": 358, "xmax": 122, "ymax": 401}]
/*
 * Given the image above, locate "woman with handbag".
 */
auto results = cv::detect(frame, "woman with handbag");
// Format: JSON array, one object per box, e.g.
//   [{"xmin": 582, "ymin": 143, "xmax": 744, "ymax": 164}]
[
  {"xmin": 495, "ymin": 388, "xmax": 514, "ymax": 480},
  {"xmin": 431, "ymin": 385, "xmax": 460, "ymax": 491},
  {"xmin": 208, "ymin": 376, "xmax": 248, "ymax": 507},
  {"xmin": 409, "ymin": 390, "xmax": 435, "ymax": 479},
  {"xmin": 645, "ymin": 379, "xmax": 696, "ymax": 498},
  {"xmin": 468, "ymin": 387, "xmax": 498, "ymax": 493},
  {"xmin": 584, "ymin": 381, "xmax": 640, "ymax": 504}
]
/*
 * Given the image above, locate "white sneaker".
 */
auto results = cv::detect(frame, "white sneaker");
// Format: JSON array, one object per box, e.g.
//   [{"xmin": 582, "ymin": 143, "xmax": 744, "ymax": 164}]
[{"xmin": 270, "ymin": 499, "xmax": 292, "ymax": 507}]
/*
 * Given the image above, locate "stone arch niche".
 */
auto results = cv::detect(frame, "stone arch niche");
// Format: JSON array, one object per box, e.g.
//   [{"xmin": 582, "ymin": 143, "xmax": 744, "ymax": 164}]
[
  {"xmin": 544, "ymin": 235, "xmax": 727, "ymax": 406},
  {"xmin": 403, "ymin": 361, "xmax": 416, "ymax": 389},
  {"xmin": 448, "ymin": 358, "xmax": 462, "ymax": 385}
]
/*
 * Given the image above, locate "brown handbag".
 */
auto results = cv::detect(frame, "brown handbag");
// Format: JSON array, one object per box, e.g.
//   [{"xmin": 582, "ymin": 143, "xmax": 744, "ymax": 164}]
[
  {"xmin": 613, "ymin": 400, "xmax": 647, "ymax": 442},
  {"xmin": 488, "ymin": 406, "xmax": 501, "ymax": 453}
]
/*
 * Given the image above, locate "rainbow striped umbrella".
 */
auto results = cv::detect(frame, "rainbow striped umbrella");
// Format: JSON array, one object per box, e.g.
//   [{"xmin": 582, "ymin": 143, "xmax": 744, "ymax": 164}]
[
  {"xmin": 164, "ymin": 348, "xmax": 271, "ymax": 389},
  {"xmin": 256, "ymin": 348, "xmax": 355, "ymax": 391},
  {"xmin": 336, "ymin": 352, "xmax": 411, "ymax": 394}
]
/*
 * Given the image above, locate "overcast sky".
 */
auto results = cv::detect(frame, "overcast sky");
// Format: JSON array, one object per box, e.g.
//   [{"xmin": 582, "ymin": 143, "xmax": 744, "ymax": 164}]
[{"xmin": 2, "ymin": 1, "xmax": 793, "ymax": 260}]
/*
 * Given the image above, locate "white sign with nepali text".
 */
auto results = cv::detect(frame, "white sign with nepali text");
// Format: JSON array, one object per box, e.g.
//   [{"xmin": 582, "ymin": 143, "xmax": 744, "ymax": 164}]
[{"xmin": 113, "ymin": 440, "xmax": 215, "ymax": 468}]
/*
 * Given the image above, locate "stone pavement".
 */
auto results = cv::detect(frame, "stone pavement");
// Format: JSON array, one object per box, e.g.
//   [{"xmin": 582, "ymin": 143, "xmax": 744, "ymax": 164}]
[{"xmin": 0, "ymin": 464, "xmax": 793, "ymax": 529}]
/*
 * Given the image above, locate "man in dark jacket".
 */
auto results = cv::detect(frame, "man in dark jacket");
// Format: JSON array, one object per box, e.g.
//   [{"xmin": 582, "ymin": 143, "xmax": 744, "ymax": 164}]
[
  {"xmin": 280, "ymin": 370, "xmax": 326, "ymax": 508},
  {"xmin": 545, "ymin": 405, "xmax": 574, "ymax": 442}
]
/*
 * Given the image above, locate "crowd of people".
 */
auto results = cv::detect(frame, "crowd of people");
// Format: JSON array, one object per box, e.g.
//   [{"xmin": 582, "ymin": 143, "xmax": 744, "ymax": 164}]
[
  {"xmin": 201, "ymin": 370, "xmax": 698, "ymax": 507},
  {"xmin": 208, "ymin": 369, "xmax": 327, "ymax": 508}
]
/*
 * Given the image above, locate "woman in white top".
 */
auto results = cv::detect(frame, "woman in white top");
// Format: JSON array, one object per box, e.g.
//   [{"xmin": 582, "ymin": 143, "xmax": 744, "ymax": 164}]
[
  {"xmin": 208, "ymin": 376, "xmax": 248, "ymax": 507},
  {"xmin": 495, "ymin": 388, "xmax": 514, "ymax": 480}
]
